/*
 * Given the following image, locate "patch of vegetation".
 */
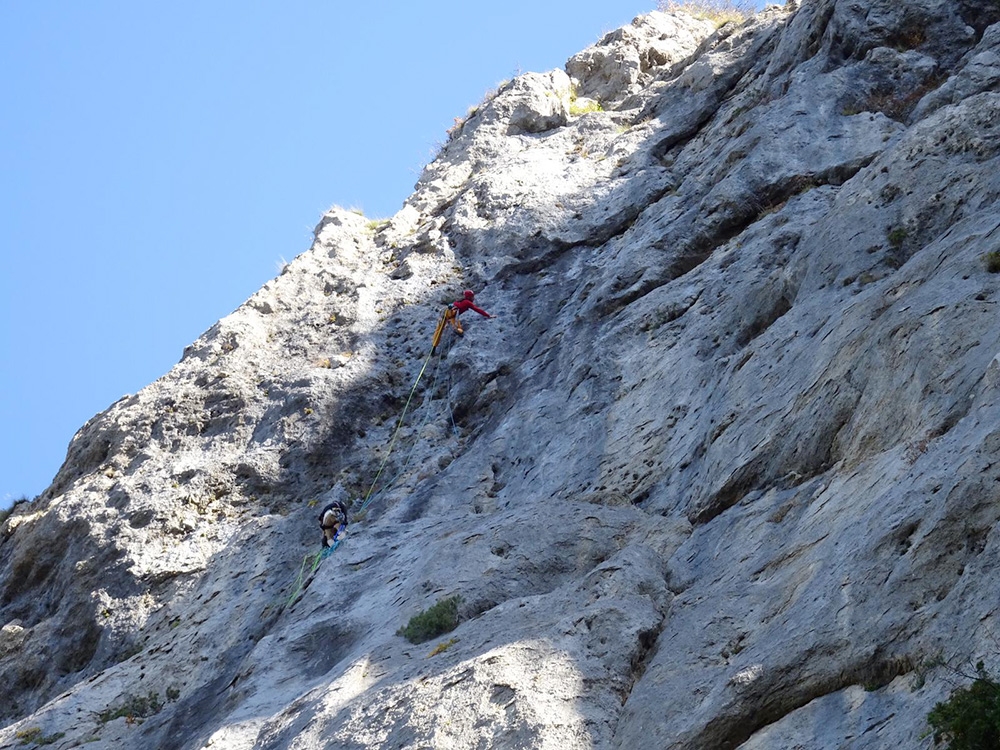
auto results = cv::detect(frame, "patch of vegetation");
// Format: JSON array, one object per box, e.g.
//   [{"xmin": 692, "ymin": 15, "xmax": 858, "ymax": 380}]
[
  {"xmin": 913, "ymin": 653, "xmax": 947, "ymax": 690},
  {"xmin": 904, "ymin": 435, "xmax": 930, "ymax": 464},
  {"xmin": 844, "ymin": 74, "xmax": 945, "ymax": 122},
  {"xmin": 889, "ymin": 22, "xmax": 927, "ymax": 52},
  {"xmin": 97, "ymin": 691, "xmax": 164, "ymax": 724},
  {"xmin": 887, "ymin": 227, "xmax": 908, "ymax": 249},
  {"xmin": 445, "ymin": 115, "xmax": 467, "ymax": 142},
  {"xmin": 15, "ymin": 727, "xmax": 65, "ymax": 745},
  {"xmin": 880, "ymin": 184, "xmax": 902, "ymax": 203},
  {"xmin": 927, "ymin": 662, "xmax": 1000, "ymax": 749},
  {"xmin": 569, "ymin": 97, "xmax": 603, "ymax": 116},
  {"xmin": 397, "ymin": 596, "xmax": 462, "ymax": 644},
  {"xmin": 566, "ymin": 83, "xmax": 603, "ymax": 118},
  {"xmin": 984, "ymin": 251, "xmax": 1000, "ymax": 274},
  {"xmin": 659, "ymin": 0, "xmax": 755, "ymax": 27},
  {"xmin": 0, "ymin": 496, "xmax": 30, "ymax": 527},
  {"xmin": 445, "ymin": 83, "xmax": 507, "ymax": 143},
  {"xmin": 366, "ymin": 218, "xmax": 389, "ymax": 232},
  {"xmin": 428, "ymin": 637, "xmax": 460, "ymax": 657}
]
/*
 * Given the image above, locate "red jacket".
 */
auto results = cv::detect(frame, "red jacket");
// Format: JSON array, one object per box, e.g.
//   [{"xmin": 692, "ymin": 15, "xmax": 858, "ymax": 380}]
[{"xmin": 452, "ymin": 299, "xmax": 491, "ymax": 317}]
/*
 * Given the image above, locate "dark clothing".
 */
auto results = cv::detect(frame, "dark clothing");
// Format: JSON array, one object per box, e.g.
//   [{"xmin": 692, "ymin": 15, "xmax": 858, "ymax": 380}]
[{"xmin": 319, "ymin": 501, "xmax": 348, "ymax": 548}]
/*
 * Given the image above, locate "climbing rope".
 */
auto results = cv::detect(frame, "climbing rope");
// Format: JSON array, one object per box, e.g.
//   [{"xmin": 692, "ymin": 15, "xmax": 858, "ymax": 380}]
[
  {"xmin": 445, "ymin": 348, "xmax": 460, "ymax": 436},
  {"xmin": 283, "ymin": 307, "xmax": 460, "ymax": 609},
  {"xmin": 358, "ymin": 307, "xmax": 473, "ymax": 513},
  {"xmin": 285, "ymin": 538, "xmax": 341, "ymax": 607},
  {"xmin": 368, "ymin": 352, "xmax": 445, "ymax": 502},
  {"xmin": 357, "ymin": 346, "xmax": 436, "ymax": 514}
]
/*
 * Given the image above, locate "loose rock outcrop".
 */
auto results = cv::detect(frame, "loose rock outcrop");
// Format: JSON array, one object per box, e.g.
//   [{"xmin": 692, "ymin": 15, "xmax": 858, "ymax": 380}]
[{"xmin": 4, "ymin": 1, "xmax": 1000, "ymax": 748}]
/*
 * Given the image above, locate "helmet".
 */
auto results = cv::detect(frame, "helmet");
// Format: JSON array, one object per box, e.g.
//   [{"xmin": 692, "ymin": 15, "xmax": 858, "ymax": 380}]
[{"xmin": 463, "ymin": 290, "xmax": 475, "ymax": 300}]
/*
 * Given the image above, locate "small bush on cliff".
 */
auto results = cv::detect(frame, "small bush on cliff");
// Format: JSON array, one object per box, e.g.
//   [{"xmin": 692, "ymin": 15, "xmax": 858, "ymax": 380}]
[
  {"xmin": 0, "ymin": 496, "xmax": 30, "ymax": 529},
  {"xmin": 97, "ymin": 691, "xmax": 164, "ymax": 724},
  {"xmin": 927, "ymin": 662, "xmax": 1000, "ymax": 749},
  {"xmin": 887, "ymin": 227, "xmax": 908, "ymax": 248},
  {"xmin": 659, "ymin": 0, "xmax": 755, "ymax": 27},
  {"xmin": 984, "ymin": 251, "xmax": 1000, "ymax": 273},
  {"xmin": 15, "ymin": 727, "xmax": 65, "ymax": 745},
  {"xmin": 568, "ymin": 87, "xmax": 603, "ymax": 116},
  {"xmin": 397, "ymin": 596, "xmax": 462, "ymax": 644}
]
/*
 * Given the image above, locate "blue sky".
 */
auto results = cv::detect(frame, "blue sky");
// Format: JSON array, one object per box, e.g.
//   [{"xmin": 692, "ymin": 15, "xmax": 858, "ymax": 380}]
[{"xmin": 1, "ymin": 1, "xmax": 674, "ymax": 508}]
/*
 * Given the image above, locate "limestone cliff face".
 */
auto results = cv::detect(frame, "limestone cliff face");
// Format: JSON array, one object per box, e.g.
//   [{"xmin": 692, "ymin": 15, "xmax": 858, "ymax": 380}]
[{"xmin": 4, "ymin": 2, "xmax": 1000, "ymax": 747}]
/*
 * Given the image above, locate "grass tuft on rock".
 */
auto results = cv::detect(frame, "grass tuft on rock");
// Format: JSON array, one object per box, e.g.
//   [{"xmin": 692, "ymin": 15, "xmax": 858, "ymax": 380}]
[
  {"xmin": 15, "ymin": 727, "xmax": 65, "ymax": 746},
  {"xmin": 97, "ymin": 691, "xmax": 164, "ymax": 724},
  {"xmin": 984, "ymin": 251, "xmax": 1000, "ymax": 274},
  {"xmin": 0, "ymin": 497, "xmax": 31, "ymax": 531},
  {"xmin": 570, "ymin": 98, "xmax": 603, "ymax": 116},
  {"xmin": 659, "ymin": 0, "xmax": 755, "ymax": 27},
  {"xmin": 397, "ymin": 596, "xmax": 462, "ymax": 644},
  {"xmin": 887, "ymin": 227, "xmax": 908, "ymax": 248}
]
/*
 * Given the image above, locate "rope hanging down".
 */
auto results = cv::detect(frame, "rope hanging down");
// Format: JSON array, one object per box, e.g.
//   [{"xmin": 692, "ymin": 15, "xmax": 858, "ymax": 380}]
[
  {"xmin": 357, "ymin": 305, "xmax": 457, "ymax": 513},
  {"xmin": 358, "ymin": 346, "xmax": 435, "ymax": 514},
  {"xmin": 285, "ymin": 307, "xmax": 455, "ymax": 609},
  {"xmin": 285, "ymin": 538, "xmax": 342, "ymax": 607}
]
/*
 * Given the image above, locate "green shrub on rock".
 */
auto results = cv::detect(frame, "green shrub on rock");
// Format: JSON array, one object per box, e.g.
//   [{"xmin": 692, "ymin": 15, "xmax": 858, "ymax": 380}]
[
  {"xmin": 397, "ymin": 596, "xmax": 462, "ymax": 644},
  {"xmin": 97, "ymin": 691, "xmax": 164, "ymax": 724},
  {"xmin": 15, "ymin": 727, "xmax": 65, "ymax": 745},
  {"xmin": 927, "ymin": 662, "xmax": 1000, "ymax": 749}
]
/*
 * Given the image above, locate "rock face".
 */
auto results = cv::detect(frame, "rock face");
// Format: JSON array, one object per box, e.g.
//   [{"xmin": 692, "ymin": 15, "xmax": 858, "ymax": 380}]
[{"xmin": 4, "ymin": 2, "xmax": 1000, "ymax": 748}]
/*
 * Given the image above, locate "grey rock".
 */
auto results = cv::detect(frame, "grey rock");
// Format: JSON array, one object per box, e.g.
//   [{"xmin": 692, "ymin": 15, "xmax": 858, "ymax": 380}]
[
  {"xmin": 4, "ymin": 5, "xmax": 1000, "ymax": 749},
  {"xmin": 567, "ymin": 12, "xmax": 716, "ymax": 108}
]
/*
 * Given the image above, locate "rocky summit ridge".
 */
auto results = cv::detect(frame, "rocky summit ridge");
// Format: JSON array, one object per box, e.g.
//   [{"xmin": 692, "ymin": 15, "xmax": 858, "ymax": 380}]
[{"xmin": 5, "ymin": 1, "xmax": 1000, "ymax": 747}]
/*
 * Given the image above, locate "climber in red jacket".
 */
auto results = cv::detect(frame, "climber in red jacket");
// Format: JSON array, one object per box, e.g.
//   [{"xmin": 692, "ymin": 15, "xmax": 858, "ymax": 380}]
[
  {"xmin": 446, "ymin": 290, "xmax": 492, "ymax": 334},
  {"xmin": 432, "ymin": 290, "xmax": 493, "ymax": 351}
]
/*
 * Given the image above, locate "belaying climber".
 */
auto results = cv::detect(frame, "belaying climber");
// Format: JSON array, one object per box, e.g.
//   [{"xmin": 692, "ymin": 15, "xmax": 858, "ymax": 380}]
[{"xmin": 318, "ymin": 500, "xmax": 349, "ymax": 549}]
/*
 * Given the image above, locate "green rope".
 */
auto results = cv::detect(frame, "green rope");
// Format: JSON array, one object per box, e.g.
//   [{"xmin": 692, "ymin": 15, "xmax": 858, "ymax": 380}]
[
  {"xmin": 364, "ymin": 353, "xmax": 443, "ymax": 501},
  {"xmin": 284, "ymin": 538, "xmax": 343, "ymax": 608},
  {"xmin": 282, "ymin": 329, "xmax": 446, "ymax": 611},
  {"xmin": 359, "ymin": 346, "xmax": 436, "ymax": 514},
  {"xmin": 285, "ymin": 549, "xmax": 324, "ymax": 608}
]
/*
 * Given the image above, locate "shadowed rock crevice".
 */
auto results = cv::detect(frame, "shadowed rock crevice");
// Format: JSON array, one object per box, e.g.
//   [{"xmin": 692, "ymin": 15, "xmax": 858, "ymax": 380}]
[
  {"xmin": 734, "ymin": 293, "xmax": 793, "ymax": 349},
  {"xmin": 696, "ymin": 650, "xmax": 918, "ymax": 750}
]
